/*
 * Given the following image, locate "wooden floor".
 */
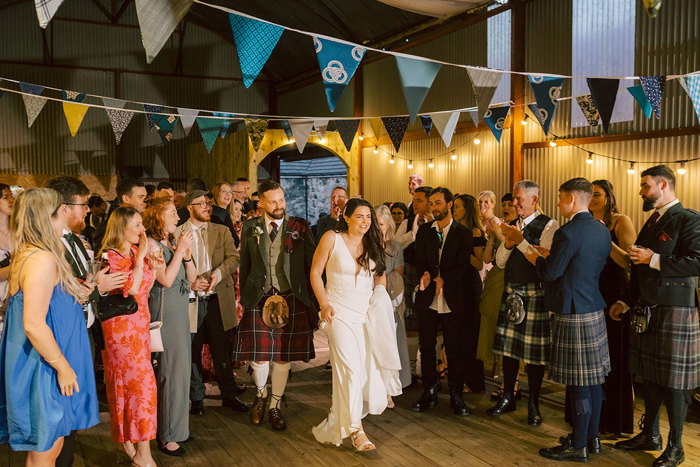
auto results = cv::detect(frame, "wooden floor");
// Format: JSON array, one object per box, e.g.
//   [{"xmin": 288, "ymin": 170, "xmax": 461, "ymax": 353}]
[{"xmin": 3, "ymin": 332, "xmax": 700, "ymax": 466}]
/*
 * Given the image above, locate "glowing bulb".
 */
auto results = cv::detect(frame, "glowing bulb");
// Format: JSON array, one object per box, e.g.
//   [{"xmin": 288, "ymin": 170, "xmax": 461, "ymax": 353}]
[
  {"xmin": 586, "ymin": 153, "xmax": 594, "ymax": 164},
  {"xmin": 521, "ymin": 118, "xmax": 528, "ymax": 126},
  {"xmin": 549, "ymin": 140, "xmax": 557, "ymax": 147},
  {"xmin": 287, "ymin": 138, "xmax": 295, "ymax": 144},
  {"xmin": 407, "ymin": 160, "xmax": 414, "ymax": 169},
  {"xmin": 320, "ymin": 137, "xmax": 327, "ymax": 144},
  {"xmin": 389, "ymin": 156, "xmax": 395, "ymax": 164},
  {"xmin": 373, "ymin": 146, "xmax": 379, "ymax": 154},
  {"xmin": 358, "ymin": 134, "xmax": 364, "ymax": 141},
  {"xmin": 473, "ymin": 138, "xmax": 481, "ymax": 145},
  {"xmin": 677, "ymin": 162, "xmax": 687, "ymax": 175},
  {"xmin": 428, "ymin": 159, "xmax": 434, "ymax": 169},
  {"xmin": 627, "ymin": 162, "xmax": 636, "ymax": 175},
  {"xmin": 451, "ymin": 152, "xmax": 457, "ymax": 160}
]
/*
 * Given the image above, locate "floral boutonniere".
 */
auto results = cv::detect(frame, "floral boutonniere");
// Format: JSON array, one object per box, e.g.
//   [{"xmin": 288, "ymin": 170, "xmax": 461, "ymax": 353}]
[
  {"xmin": 251, "ymin": 225, "xmax": 264, "ymax": 244},
  {"xmin": 285, "ymin": 217, "xmax": 309, "ymax": 253}
]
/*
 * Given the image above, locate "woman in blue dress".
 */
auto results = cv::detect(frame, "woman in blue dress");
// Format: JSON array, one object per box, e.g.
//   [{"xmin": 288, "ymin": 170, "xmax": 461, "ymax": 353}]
[{"xmin": 0, "ymin": 188, "xmax": 99, "ymax": 465}]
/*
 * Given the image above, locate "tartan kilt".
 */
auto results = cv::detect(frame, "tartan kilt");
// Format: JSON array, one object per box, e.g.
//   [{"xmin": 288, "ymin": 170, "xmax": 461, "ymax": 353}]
[
  {"xmin": 629, "ymin": 306, "xmax": 700, "ymax": 390},
  {"xmin": 549, "ymin": 310, "xmax": 611, "ymax": 386},
  {"xmin": 492, "ymin": 282, "xmax": 551, "ymax": 365},
  {"xmin": 232, "ymin": 293, "xmax": 316, "ymax": 362}
]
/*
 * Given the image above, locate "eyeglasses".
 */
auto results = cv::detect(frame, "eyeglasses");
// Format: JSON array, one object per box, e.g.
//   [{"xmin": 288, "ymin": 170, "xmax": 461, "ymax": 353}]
[
  {"xmin": 190, "ymin": 202, "xmax": 213, "ymax": 208},
  {"xmin": 64, "ymin": 203, "xmax": 89, "ymax": 209},
  {"xmin": 220, "ymin": 190, "xmax": 233, "ymax": 195}
]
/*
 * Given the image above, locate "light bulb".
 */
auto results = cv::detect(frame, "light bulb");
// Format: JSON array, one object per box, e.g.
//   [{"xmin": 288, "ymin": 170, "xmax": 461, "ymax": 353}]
[
  {"xmin": 407, "ymin": 160, "xmax": 414, "ymax": 169},
  {"xmin": 677, "ymin": 162, "xmax": 687, "ymax": 175},
  {"xmin": 473, "ymin": 138, "xmax": 481, "ymax": 145},
  {"xmin": 521, "ymin": 117, "xmax": 528, "ymax": 126},
  {"xmin": 549, "ymin": 140, "xmax": 557, "ymax": 147},
  {"xmin": 389, "ymin": 156, "xmax": 395, "ymax": 164},
  {"xmin": 287, "ymin": 138, "xmax": 295, "ymax": 144},
  {"xmin": 428, "ymin": 159, "xmax": 434, "ymax": 169},
  {"xmin": 373, "ymin": 146, "xmax": 379, "ymax": 154},
  {"xmin": 358, "ymin": 134, "xmax": 364, "ymax": 141},
  {"xmin": 586, "ymin": 153, "xmax": 594, "ymax": 164},
  {"xmin": 451, "ymin": 153, "xmax": 457, "ymax": 160},
  {"xmin": 320, "ymin": 137, "xmax": 327, "ymax": 144},
  {"xmin": 627, "ymin": 162, "xmax": 636, "ymax": 175}
]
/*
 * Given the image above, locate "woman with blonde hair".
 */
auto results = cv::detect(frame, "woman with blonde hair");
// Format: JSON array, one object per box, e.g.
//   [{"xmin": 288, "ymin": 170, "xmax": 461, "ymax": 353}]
[
  {"xmin": 0, "ymin": 188, "xmax": 98, "ymax": 465},
  {"xmin": 99, "ymin": 207, "xmax": 159, "ymax": 467}
]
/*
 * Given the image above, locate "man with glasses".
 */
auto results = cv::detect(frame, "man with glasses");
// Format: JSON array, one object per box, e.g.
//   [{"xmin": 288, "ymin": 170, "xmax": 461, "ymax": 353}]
[
  {"xmin": 46, "ymin": 176, "xmax": 127, "ymax": 467},
  {"xmin": 231, "ymin": 181, "xmax": 247, "ymax": 204},
  {"xmin": 175, "ymin": 190, "xmax": 246, "ymax": 416}
]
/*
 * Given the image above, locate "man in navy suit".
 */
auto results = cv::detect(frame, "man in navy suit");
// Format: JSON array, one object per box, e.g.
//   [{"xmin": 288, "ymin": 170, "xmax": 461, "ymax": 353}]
[{"xmin": 524, "ymin": 178, "xmax": 612, "ymax": 463}]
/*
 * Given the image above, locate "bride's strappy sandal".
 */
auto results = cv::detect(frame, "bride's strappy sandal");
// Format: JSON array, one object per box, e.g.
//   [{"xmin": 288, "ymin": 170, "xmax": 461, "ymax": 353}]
[{"xmin": 351, "ymin": 431, "xmax": 376, "ymax": 452}]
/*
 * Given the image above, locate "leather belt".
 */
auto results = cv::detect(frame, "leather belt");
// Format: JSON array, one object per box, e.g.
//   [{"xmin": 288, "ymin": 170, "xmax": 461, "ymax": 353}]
[{"xmin": 190, "ymin": 293, "xmax": 218, "ymax": 303}]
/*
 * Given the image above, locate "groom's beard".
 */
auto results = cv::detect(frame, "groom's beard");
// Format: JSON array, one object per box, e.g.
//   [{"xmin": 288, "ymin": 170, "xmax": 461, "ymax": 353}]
[
  {"xmin": 265, "ymin": 207, "xmax": 285, "ymax": 220},
  {"xmin": 642, "ymin": 194, "xmax": 659, "ymax": 212}
]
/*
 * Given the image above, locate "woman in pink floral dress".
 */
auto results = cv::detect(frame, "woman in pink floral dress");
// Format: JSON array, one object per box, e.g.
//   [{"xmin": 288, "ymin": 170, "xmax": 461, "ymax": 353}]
[{"xmin": 99, "ymin": 207, "xmax": 159, "ymax": 467}]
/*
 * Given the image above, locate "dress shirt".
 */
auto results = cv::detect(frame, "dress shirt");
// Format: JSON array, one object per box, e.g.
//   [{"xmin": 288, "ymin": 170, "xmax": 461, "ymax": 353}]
[
  {"xmin": 188, "ymin": 221, "xmax": 220, "ymax": 289},
  {"xmin": 429, "ymin": 219, "xmax": 453, "ymax": 314},
  {"xmin": 265, "ymin": 215, "xmax": 283, "ymax": 235},
  {"xmin": 649, "ymin": 199, "xmax": 680, "ymax": 271},
  {"xmin": 495, "ymin": 212, "xmax": 559, "ymax": 268},
  {"xmin": 62, "ymin": 229, "xmax": 94, "ymax": 328}
]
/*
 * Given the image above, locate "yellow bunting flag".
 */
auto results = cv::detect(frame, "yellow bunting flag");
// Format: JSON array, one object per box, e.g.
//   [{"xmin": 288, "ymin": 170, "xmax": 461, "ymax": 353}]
[{"xmin": 62, "ymin": 90, "xmax": 88, "ymax": 137}]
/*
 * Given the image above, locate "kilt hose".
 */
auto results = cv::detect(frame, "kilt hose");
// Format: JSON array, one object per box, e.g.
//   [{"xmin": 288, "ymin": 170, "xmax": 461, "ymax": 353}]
[
  {"xmin": 549, "ymin": 310, "xmax": 611, "ymax": 386},
  {"xmin": 492, "ymin": 282, "xmax": 551, "ymax": 366},
  {"xmin": 233, "ymin": 291, "xmax": 316, "ymax": 363},
  {"xmin": 630, "ymin": 305, "xmax": 700, "ymax": 390}
]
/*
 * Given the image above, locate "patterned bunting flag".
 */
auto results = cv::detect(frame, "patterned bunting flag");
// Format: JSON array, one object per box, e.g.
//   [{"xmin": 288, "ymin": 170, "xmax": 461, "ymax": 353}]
[
  {"xmin": 642, "ymin": 0, "xmax": 662, "ymax": 18},
  {"xmin": 20, "ymin": 82, "xmax": 47, "ymax": 128},
  {"xmin": 151, "ymin": 114, "xmax": 180, "ymax": 147},
  {"xmin": 575, "ymin": 95, "xmax": 601, "ymax": 127},
  {"xmin": 103, "ymin": 98, "xmax": 135, "ymax": 145},
  {"xmin": 196, "ymin": 117, "xmax": 224, "ymax": 154},
  {"xmin": 640, "ymin": 76, "xmax": 666, "ymax": 119},
  {"xmin": 627, "ymin": 85, "xmax": 653, "ymax": 119},
  {"xmin": 35, "ymin": 0, "xmax": 65, "ymax": 28},
  {"xmin": 213, "ymin": 112, "xmax": 235, "ymax": 138},
  {"xmin": 429, "ymin": 111, "xmax": 460, "ymax": 147},
  {"xmin": 680, "ymin": 76, "xmax": 700, "ymax": 123},
  {"xmin": 289, "ymin": 120, "xmax": 314, "ymax": 153},
  {"xmin": 178, "ymin": 108, "xmax": 199, "ymax": 136},
  {"xmin": 135, "ymin": 0, "xmax": 193, "ymax": 63},
  {"xmin": 229, "ymin": 13, "xmax": 284, "ymax": 88},
  {"xmin": 527, "ymin": 104, "xmax": 545, "ymax": 127},
  {"xmin": 586, "ymin": 78, "xmax": 619, "ymax": 133},
  {"xmin": 381, "ymin": 116, "xmax": 410, "ymax": 152},
  {"xmin": 314, "ymin": 119, "xmax": 329, "ymax": 139},
  {"xmin": 483, "ymin": 105, "xmax": 510, "ymax": 143},
  {"xmin": 62, "ymin": 90, "xmax": 89, "ymax": 137},
  {"xmin": 527, "ymin": 75, "xmax": 564, "ymax": 135},
  {"xmin": 467, "ymin": 67, "xmax": 502, "ymax": 121},
  {"xmin": 244, "ymin": 118, "xmax": 268, "ymax": 151},
  {"xmin": 420, "ymin": 115, "xmax": 433, "ymax": 136},
  {"xmin": 280, "ymin": 120, "xmax": 294, "ymax": 140},
  {"xmin": 335, "ymin": 119, "xmax": 360, "ymax": 152},
  {"xmin": 143, "ymin": 104, "xmax": 163, "ymax": 130},
  {"xmin": 395, "ymin": 56, "xmax": 442, "ymax": 123},
  {"xmin": 313, "ymin": 36, "xmax": 365, "ymax": 112}
]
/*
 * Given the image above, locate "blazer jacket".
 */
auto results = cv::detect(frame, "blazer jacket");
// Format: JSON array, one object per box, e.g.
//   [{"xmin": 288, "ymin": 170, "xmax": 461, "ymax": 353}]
[
  {"xmin": 413, "ymin": 220, "xmax": 480, "ymax": 314},
  {"xmin": 239, "ymin": 215, "xmax": 316, "ymax": 310},
  {"xmin": 174, "ymin": 221, "xmax": 240, "ymax": 330},
  {"xmin": 535, "ymin": 211, "xmax": 611, "ymax": 315},
  {"xmin": 627, "ymin": 202, "xmax": 700, "ymax": 307}
]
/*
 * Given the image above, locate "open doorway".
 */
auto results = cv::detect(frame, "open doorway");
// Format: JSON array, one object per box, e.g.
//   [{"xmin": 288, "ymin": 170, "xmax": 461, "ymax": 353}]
[{"xmin": 259, "ymin": 143, "xmax": 347, "ymax": 225}]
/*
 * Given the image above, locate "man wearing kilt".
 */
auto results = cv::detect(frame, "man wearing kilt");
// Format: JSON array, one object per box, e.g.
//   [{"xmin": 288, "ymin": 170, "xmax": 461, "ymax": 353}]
[
  {"xmin": 523, "ymin": 178, "xmax": 612, "ymax": 463},
  {"xmin": 489, "ymin": 180, "xmax": 559, "ymax": 426},
  {"xmin": 611, "ymin": 165, "xmax": 700, "ymax": 467},
  {"xmin": 233, "ymin": 181, "xmax": 317, "ymax": 431}
]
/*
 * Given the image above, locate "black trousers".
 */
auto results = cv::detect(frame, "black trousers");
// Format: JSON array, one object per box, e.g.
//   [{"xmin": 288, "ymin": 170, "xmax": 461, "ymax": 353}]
[
  {"xmin": 190, "ymin": 296, "xmax": 237, "ymax": 401},
  {"xmin": 417, "ymin": 307, "xmax": 469, "ymax": 391}
]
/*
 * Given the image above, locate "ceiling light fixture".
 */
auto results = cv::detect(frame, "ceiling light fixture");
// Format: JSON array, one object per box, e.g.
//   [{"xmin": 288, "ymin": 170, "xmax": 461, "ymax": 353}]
[
  {"xmin": 677, "ymin": 161, "xmax": 687, "ymax": 175},
  {"xmin": 473, "ymin": 138, "xmax": 481, "ymax": 145},
  {"xmin": 627, "ymin": 162, "xmax": 636, "ymax": 175},
  {"xmin": 407, "ymin": 160, "xmax": 414, "ymax": 169},
  {"xmin": 389, "ymin": 155, "xmax": 395, "ymax": 164},
  {"xmin": 373, "ymin": 146, "xmax": 379, "ymax": 154},
  {"xmin": 428, "ymin": 159, "xmax": 434, "ymax": 169},
  {"xmin": 586, "ymin": 152, "xmax": 594, "ymax": 164}
]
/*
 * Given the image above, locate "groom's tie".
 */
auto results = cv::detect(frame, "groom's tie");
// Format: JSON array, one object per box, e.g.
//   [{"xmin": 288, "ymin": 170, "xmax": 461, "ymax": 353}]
[{"xmin": 269, "ymin": 221, "xmax": 279, "ymax": 242}]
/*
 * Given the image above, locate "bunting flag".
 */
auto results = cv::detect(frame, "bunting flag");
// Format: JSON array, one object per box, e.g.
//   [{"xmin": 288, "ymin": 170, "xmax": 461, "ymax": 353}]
[
  {"xmin": 335, "ymin": 119, "xmax": 360, "ymax": 152},
  {"xmin": 313, "ymin": 119, "xmax": 329, "ymax": 139},
  {"xmin": 468, "ymin": 109, "xmax": 479, "ymax": 127},
  {"xmin": 228, "ymin": 13, "xmax": 284, "ymax": 88},
  {"xmin": 35, "ymin": 0, "xmax": 65, "ymax": 28},
  {"xmin": 143, "ymin": 104, "xmax": 163, "ymax": 130},
  {"xmin": 527, "ymin": 75, "xmax": 564, "ymax": 135},
  {"xmin": 395, "ymin": 56, "xmax": 442, "ymax": 123},
  {"xmin": 289, "ymin": 120, "xmax": 314, "ymax": 153},
  {"xmin": 213, "ymin": 112, "xmax": 235, "ymax": 138},
  {"xmin": 586, "ymin": 78, "xmax": 619, "ymax": 133},
  {"xmin": 420, "ymin": 115, "xmax": 433, "ymax": 136},
  {"xmin": 642, "ymin": 0, "xmax": 662, "ymax": 18},
  {"xmin": 575, "ymin": 95, "xmax": 601, "ymax": 127},
  {"xmin": 280, "ymin": 120, "xmax": 294, "ymax": 140},
  {"xmin": 680, "ymin": 76, "xmax": 700, "ymax": 122},
  {"xmin": 196, "ymin": 117, "xmax": 224, "ymax": 154},
  {"xmin": 178, "ymin": 108, "xmax": 198, "ymax": 136},
  {"xmin": 313, "ymin": 36, "xmax": 365, "ymax": 112},
  {"xmin": 151, "ymin": 114, "xmax": 179, "ymax": 146},
  {"xmin": 244, "ymin": 118, "xmax": 268, "ymax": 151},
  {"xmin": 483, "ymin": 105, "xmax": 510, "ymax": 143},
  {"xmin": 135, "ymin": 0, "xmax": 193, "ymax": 63},
  {"xmin": 61, "ymin": 90, "xmax": 88, "ymax": 137},
  {"xmin": 429, "ymin": 111, "xmax": 460, "ymax": 147},
  {"xmin": 627, "ymin": 85, "xmax": 653, "ymax": 119},
  {"xmin": 381, "ymin": 116, "xmax": 410, "ymax": 152},
  {"xmin": 527, "ymin": 104, "xmax": 545, "ymax": 127},
  {"xmin": 103, "ymin": 98, "xmax": 135, "ymax": 145},
  {"xmin": 368, "ymin": 118, "xmax": 383, "ymax": 140},
  {"xmin": 360, "ymin": 119, "xmax": 375, "ymax": 139},
  {"xmin": 640, "ymin": 75, "xmax": 666, "ymax": 119},
  {"xmin": 20, "ymin": 82, "xmax": 47, "ymax": 128},
  {"xmin": 467, "ymin": 67, "xmax": 502, "ymax": 121}
]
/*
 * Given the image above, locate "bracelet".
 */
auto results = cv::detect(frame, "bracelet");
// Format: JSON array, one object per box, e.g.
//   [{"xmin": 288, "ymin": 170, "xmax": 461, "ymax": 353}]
[
  {"xmin": 183, "ymin": 258, "xmax": 192, "ymax": 262},
  {"xmin": 45, "ymin": 353, "xmax": 63, "ymax": 364}
]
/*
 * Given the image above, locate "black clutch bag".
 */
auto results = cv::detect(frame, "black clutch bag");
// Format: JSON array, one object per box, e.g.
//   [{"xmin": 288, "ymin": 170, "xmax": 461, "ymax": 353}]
[{"xmin": 97, "ymin": 293, "xmax": 138, "ymax": 321}]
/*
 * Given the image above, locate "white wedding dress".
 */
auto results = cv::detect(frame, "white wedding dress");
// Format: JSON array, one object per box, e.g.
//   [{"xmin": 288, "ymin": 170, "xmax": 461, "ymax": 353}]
[{"xmin": 313, "ymin": 233, "xmax": 401, "ymax": 446}]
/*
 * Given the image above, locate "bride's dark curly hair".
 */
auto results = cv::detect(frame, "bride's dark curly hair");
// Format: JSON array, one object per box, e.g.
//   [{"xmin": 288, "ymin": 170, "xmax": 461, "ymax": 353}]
[{"xmin": 335, "ymin": 198, "xmax": 386, "ymax": 276}]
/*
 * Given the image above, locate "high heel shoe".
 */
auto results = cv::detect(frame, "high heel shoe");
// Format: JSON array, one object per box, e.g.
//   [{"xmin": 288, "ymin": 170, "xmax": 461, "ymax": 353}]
[{"xmin": 351, "ymin": 431, "xmax": 376, "ymax": 452}]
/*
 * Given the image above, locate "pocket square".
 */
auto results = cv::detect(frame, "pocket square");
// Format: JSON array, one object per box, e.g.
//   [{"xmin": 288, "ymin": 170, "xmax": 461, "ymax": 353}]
[{"xmin": 658, "ymin": 231, "xmax": 672, "ymax": 242}]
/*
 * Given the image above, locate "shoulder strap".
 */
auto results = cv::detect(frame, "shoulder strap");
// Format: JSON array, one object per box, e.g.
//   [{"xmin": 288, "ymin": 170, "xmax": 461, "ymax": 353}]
[{"xmin": 12, "ymin": 249, "xmax": 42, "ymax": 291}]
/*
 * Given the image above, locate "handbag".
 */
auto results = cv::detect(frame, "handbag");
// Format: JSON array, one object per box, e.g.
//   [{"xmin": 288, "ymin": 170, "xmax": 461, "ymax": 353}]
[
  {"xmin": 150, "ymin": 286, "xmax": 165, "ymax": 352},
  {"xmin": 97, "ymin": 293, "xmax": 138, "ymax": 321},
  {"xmin": 630, "ymin": 304, "xmax": 656, "ymax": 334}
]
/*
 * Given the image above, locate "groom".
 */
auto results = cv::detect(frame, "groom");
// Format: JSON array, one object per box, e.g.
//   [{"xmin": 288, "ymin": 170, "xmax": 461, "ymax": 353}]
[{"xmin": 233, "ymin": 180, "xmax": 317, "ymax": 431}]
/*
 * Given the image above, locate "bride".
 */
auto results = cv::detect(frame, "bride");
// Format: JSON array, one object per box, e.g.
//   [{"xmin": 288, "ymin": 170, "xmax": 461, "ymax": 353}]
[{"xmin": 310, "ymin": 198, "xmax": 401, "ymax": 452}]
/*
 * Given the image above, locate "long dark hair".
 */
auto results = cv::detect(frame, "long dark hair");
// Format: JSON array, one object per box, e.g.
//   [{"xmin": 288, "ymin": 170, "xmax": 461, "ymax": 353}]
[
  {"xmin": 453, "ymin": 194, "xmax": 485, "ymax": 236},
  {"xmin": 335, "ymin": 198, "xmax": 386, "ymax": 276},
  {"xmin": 592, "ymin": 179, "xmax": 619, "ymax": 228}
]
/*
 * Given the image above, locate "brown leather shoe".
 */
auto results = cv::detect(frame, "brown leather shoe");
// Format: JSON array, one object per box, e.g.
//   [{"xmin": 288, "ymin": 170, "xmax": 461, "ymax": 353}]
[
  {"xmin": 250, "ymin": 395, "xmax": 267, "ymax": 425},
  {"xmin": 269, "ymin": 407, "xmax": 287, "ymax": 431}
]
